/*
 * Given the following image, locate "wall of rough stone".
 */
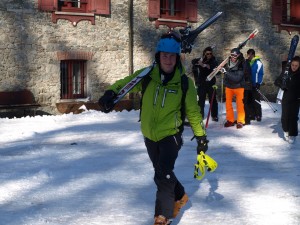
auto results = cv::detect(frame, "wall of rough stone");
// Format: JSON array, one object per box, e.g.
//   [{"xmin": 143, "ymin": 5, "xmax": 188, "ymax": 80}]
[{"xmin": 0, "ymin": 0, "xmax": 299, "ymax": 114}]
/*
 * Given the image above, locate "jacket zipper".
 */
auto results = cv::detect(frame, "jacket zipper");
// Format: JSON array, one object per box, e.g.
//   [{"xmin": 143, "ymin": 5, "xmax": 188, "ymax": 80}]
[
  {"xmin": 161, "ymin": 88, "xmax": 168, "ymax": 107},
  {"xmin": 154, "ymin": 85, "xmax": 160, "ymax": 105}
]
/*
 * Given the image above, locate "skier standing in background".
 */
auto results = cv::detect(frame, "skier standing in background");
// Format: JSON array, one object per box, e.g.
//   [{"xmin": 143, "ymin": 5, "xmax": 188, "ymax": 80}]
[
  {"xmin": 274, "ymin": 56, "xmax": 300, "ymax": 144},
  {"xmin": 98, "ymin": 32, "xmax": 209, "ymax": 225},
  {"xmin": 191, "ymin": 46, "xmax": 219, "ymax": 121},
  {"xmin": 223, "ymin": 48, "xmax": 247, "ymax": 129},
  {"xmin": 246, "ymin": 49, "xmax": 264, "ymax": 122},
  {"xmin": 243, "ymin": 53, "xmax": 254, "ymax": 125}
]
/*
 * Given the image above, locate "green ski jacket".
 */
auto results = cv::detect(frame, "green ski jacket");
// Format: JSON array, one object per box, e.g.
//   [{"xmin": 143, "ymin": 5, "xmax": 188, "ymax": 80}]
[{"xmin": 108, "ymin": 65, "xmax": 206, "ymax": 142}]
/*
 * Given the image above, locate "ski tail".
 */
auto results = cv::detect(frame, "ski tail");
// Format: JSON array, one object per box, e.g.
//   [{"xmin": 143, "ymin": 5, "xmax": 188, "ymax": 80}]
[
  {"xmin": 287, "ymin": 35, "xmax": 299, "ymax": 62},
  {"xmin": 206, "ymin": 29, "xmax": 259, "ymax": 81},
  {"xmin": 237, "ymin": 29, "xmax": 259, "ymax": 50},
  {"xmin": 283, "ymin": 35, "xmax": 299, "ymax": 76},
  {"xmin": 181, "ymin": 12, "xmax": 223, "ymax": 54}
]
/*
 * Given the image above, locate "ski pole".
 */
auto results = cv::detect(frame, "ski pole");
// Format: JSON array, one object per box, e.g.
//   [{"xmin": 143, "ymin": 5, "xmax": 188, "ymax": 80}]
[
  {"xmin": 219, "ymin": 70, "xmax": 225, "ymax": 126},
  {"xmin": 256, "ymin": 88, "xmax": 277, "ymax": 113},
  {"xmin": 205, "ymin": 85, "xmax": 218, "ymax": 128},
  {"xmin": 255, "ymin": 99, "xmax": 261, "ymax": 105}
]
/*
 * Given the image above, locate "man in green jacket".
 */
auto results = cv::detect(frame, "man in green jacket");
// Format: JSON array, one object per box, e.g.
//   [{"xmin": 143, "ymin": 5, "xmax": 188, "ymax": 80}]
[{"xmin": 99, "ymin": 32, "xmax": 208, "ymax": 225}]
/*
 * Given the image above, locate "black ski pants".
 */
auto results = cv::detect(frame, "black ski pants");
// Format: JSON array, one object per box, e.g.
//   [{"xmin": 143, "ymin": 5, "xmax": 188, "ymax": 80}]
[
  {"xmin": 144, "ymin": 133, "xmax": 185, "ymax": 219},
  {"xmin": 281, "ymin": 97, "xmax": 300, "ymax": 136},
  {"xmin": 197, "ymin": 84, "xmax": 218, "ymax": 118},
  {"xmin": 252, "ymin": 88, "xmax": 262, "ymax": 118},
  {"xmin": 244, "ymin": 89, "xmax": 254, "ymax": 123}
]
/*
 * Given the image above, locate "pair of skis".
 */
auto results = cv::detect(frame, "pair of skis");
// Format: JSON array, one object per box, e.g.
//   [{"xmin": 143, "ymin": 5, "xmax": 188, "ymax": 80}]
[
  {"xmin": 206, "ymin": 29, "xmax": 259, "ymax": 81},
  {"xmin": 276, "ymin": 35, "xmax": 299, "ymax": 104},
  {"xmin": 108, "ymin": 12, "xmax": 223, "ymax": 108}
]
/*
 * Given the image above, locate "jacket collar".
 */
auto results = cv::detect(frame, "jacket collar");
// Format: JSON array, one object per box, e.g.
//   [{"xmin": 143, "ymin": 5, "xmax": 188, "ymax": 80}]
[{"xmin": 150, "ymin": 64, "xmax": 185, "ymax": 85}]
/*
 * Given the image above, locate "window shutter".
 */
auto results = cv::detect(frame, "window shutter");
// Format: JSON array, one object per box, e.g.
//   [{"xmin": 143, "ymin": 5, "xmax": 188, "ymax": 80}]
[
  {"xmin": 186, "ymin": 0, "xmax": 197, "ymax": 22},
  {"xmin": 89, "ymin": 0, "xmax": 110, "ymax": 15},
  {"xmin": 38, "ymin": 0, "xmax": 57, "ymax": 11},
  {"xmin": 291, "ymin": 0, "xmax": 300, "ymax": 22},
  {"xmin": 176, "ymin": 0, "xmax": 186, "ymax": 20},
  {"xmin": 272, "ymin": 0, "xmax": 283, "ymax": 25},
  {"xmin": 148, "ymin": 0, "xmax": 160, "ymax": 19}
]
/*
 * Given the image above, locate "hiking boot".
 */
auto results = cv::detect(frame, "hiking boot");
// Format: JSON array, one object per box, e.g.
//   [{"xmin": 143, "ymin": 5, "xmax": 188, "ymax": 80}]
[
  {"xmin": 256, "ymin": 116, "xmax": 261, "ymax": 122},
  {"xmin": 236, "ymin": 122, "xmax": 243, "ymax": 129},
  {"xmin": 284, "ymin": 132, "xmax": 289, "ymax": 139},
  {"xmin": 154, "ymin": 215, "xmax": 170, "ymax": 225},
  {"xmin": 212, "ymin": 117, "xmax": 218, "ymax": 122},
  {"xmin": 173, "ymin": 193, "xmax": 189, "ymax": 218},
  {"xmin": 224, "ymin": 121, "xmax": 235, "ymax": 127}
]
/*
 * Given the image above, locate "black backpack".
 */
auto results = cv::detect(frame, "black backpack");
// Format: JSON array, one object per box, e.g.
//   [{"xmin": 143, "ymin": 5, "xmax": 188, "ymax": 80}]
[{"xmin": 140, "ymin": 74, "xmax": 189, "ymax": 132}]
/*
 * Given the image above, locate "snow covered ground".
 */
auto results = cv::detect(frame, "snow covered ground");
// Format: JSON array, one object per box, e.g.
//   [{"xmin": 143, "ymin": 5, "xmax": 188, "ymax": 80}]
[{"xmin": 0, "ymin": 101, "xmax": 299, "ymax": 225}]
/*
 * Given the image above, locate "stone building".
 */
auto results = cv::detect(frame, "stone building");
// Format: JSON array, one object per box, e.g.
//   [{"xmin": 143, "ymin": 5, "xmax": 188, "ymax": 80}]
[{"xmin": 0, "ymin": 0, "xmax": 299, "ymax": 115}]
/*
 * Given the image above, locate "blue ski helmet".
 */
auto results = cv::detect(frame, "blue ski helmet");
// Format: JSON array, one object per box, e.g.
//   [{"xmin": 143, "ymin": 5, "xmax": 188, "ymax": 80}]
[{"xmin": 156, "ymin": 32, "xmax": 181, "ymax": 54}]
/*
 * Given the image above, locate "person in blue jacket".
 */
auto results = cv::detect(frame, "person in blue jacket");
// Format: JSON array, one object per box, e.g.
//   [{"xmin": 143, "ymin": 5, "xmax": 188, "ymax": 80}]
[{"xmin": 246, "ymin": 49, "xmax": 264, "ymax": 122}]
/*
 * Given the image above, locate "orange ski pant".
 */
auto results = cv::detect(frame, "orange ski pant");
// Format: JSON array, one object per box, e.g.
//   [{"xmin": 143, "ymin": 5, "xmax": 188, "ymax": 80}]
[{"xmin": 225, "ymin": 87, "xmax": 245, "ymax": 124}]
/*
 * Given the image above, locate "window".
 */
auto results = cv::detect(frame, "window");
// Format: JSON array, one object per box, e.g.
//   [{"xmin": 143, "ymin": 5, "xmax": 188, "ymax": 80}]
[
  {"xmin": 60, "ymin": 60, "xmax": 86, "ymax": 99},
  {"xmin": 58, "ymin": 0, "xmax": 88, "ymax": 13},
  {"xmin": 38, "ymin": 0, "xmax": 110, "ymax": 25},
  {"xmin": 148, "ymin": 0, "xmax": 197, "ymax": 29},
  {"xmin": 272, "ymin": 0, "xmax": 300, "ymax": 32}
]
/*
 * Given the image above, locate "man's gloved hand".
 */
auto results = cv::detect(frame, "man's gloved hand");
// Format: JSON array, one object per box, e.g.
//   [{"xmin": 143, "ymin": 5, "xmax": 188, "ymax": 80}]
[
  {"xmin": 255, "ymin": 83, "xmax": 260, "ymax": 89},
  {"xmin": 196, "ymin": 136, "xmax": 209, "ymax": 154},
  {"xmin": 98, "ymin": 90, "xmax": 116, "ymax": 113}
]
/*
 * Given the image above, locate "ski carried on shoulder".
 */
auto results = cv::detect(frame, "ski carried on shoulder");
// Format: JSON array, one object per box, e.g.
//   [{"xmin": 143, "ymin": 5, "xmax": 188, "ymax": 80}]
[
  {"xmin": 109, "ymin": 12, "xmax": 223, "ymax": 107},
  {"xmin": 206, "ymin": 29, "xmax": 259, "ymax": 81},
  {"xmin": 112, "ymin": 63, "xmax": 155, "ymax": 105},
  {"xmin": 276, "ymin": 35, "xmax": 299, "ymax": 104}
]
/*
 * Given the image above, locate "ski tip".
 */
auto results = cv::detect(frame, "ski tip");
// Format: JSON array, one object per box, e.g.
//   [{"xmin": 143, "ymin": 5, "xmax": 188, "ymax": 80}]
[
  {"xmin": 249, "ymin": 29, "xmax": 259, "ymax": 39},
  {"xmin": 293, "ymin": 35, "xmax": 299, "ymax": 40}
]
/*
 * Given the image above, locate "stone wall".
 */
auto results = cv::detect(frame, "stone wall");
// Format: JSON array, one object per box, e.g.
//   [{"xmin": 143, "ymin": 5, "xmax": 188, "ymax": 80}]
[{"xmin": 0, "ymin": 0, "xmax": 299, "ymax": 115}]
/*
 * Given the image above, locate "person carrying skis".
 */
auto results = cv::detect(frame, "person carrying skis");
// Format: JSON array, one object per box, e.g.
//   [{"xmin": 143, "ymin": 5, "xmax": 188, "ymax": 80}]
[
  {"xmin": 98, "ymin": 32, "xmax": 208, "ymax": 225},
  {"xmin": 191, "ymin": 46, "xmax": 219, "ymax": 121},
  {"xmin": 274, "ymin": 56, "xmax": 300, "ymax": 144},
  {"xmin": 223, "ymin": 48, "xmax": 247, "ymax": 129},
  {"xmin": 246, "ymin": 49, "xmax": 264, "ymax": 122}
]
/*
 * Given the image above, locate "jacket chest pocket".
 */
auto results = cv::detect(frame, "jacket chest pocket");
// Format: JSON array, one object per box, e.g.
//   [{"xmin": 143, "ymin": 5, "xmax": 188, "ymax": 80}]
[{"xmin": 160, "ymin": 87, "xmax": 180, "ymax": 108}]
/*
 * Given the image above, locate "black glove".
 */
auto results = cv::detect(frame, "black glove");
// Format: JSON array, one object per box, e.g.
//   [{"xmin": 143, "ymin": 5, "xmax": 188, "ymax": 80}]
[
  {"xmin": 192, "ymin": 58, "xmax": 200, "ymax": 65},
  {"xmin": 255, "ymin": 83, "xmax": 260, "ymax": 89},
  {"xmin": 98, "ymin": 90, "xmax": 116, "ymax": 113},
  {"xmin": 196, "ymin": 136, "xmax": 209, "ymax": 154}
]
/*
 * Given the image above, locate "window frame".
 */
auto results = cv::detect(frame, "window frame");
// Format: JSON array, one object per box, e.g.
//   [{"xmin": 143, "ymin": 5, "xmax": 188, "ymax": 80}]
[
  {"xmin": 58, "ymin": 0, "xmax": 88, "ymax": 13},
  {"xmin": 272, "ymin": 0, "xmax": 300, "ymax": 32},
  {"xmin": 148, "ymin": 0, "xmax": 197, "ymax": 29},
  {"xmin": 60, "ymin": 60, "xmax": 86, "ymax": 99},
  {"xmin": 38, "ymin": 0, "xmax": 110, "ymax": 25}
]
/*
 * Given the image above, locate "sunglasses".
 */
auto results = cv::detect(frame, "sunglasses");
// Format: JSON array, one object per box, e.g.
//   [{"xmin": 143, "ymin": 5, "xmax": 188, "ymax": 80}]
[
  {"xmin": 206, "ymin": 52, "xmax": 212, "ymax": 56},
  {"xmin": 230, "ymin": 54, "xmax": 238, "ymax": 58}
]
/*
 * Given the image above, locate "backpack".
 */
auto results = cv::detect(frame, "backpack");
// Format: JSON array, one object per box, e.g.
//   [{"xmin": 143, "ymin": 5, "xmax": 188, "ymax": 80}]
[{"xmin": 140, "ymin": 74, "xmax": 189, "ymax": 133}]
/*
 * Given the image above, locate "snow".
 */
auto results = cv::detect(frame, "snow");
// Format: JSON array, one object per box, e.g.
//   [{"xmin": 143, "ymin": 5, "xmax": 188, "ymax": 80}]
[{"xmin": 0, "ymin": 101, "xmax": 299, "ymax": 225}]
